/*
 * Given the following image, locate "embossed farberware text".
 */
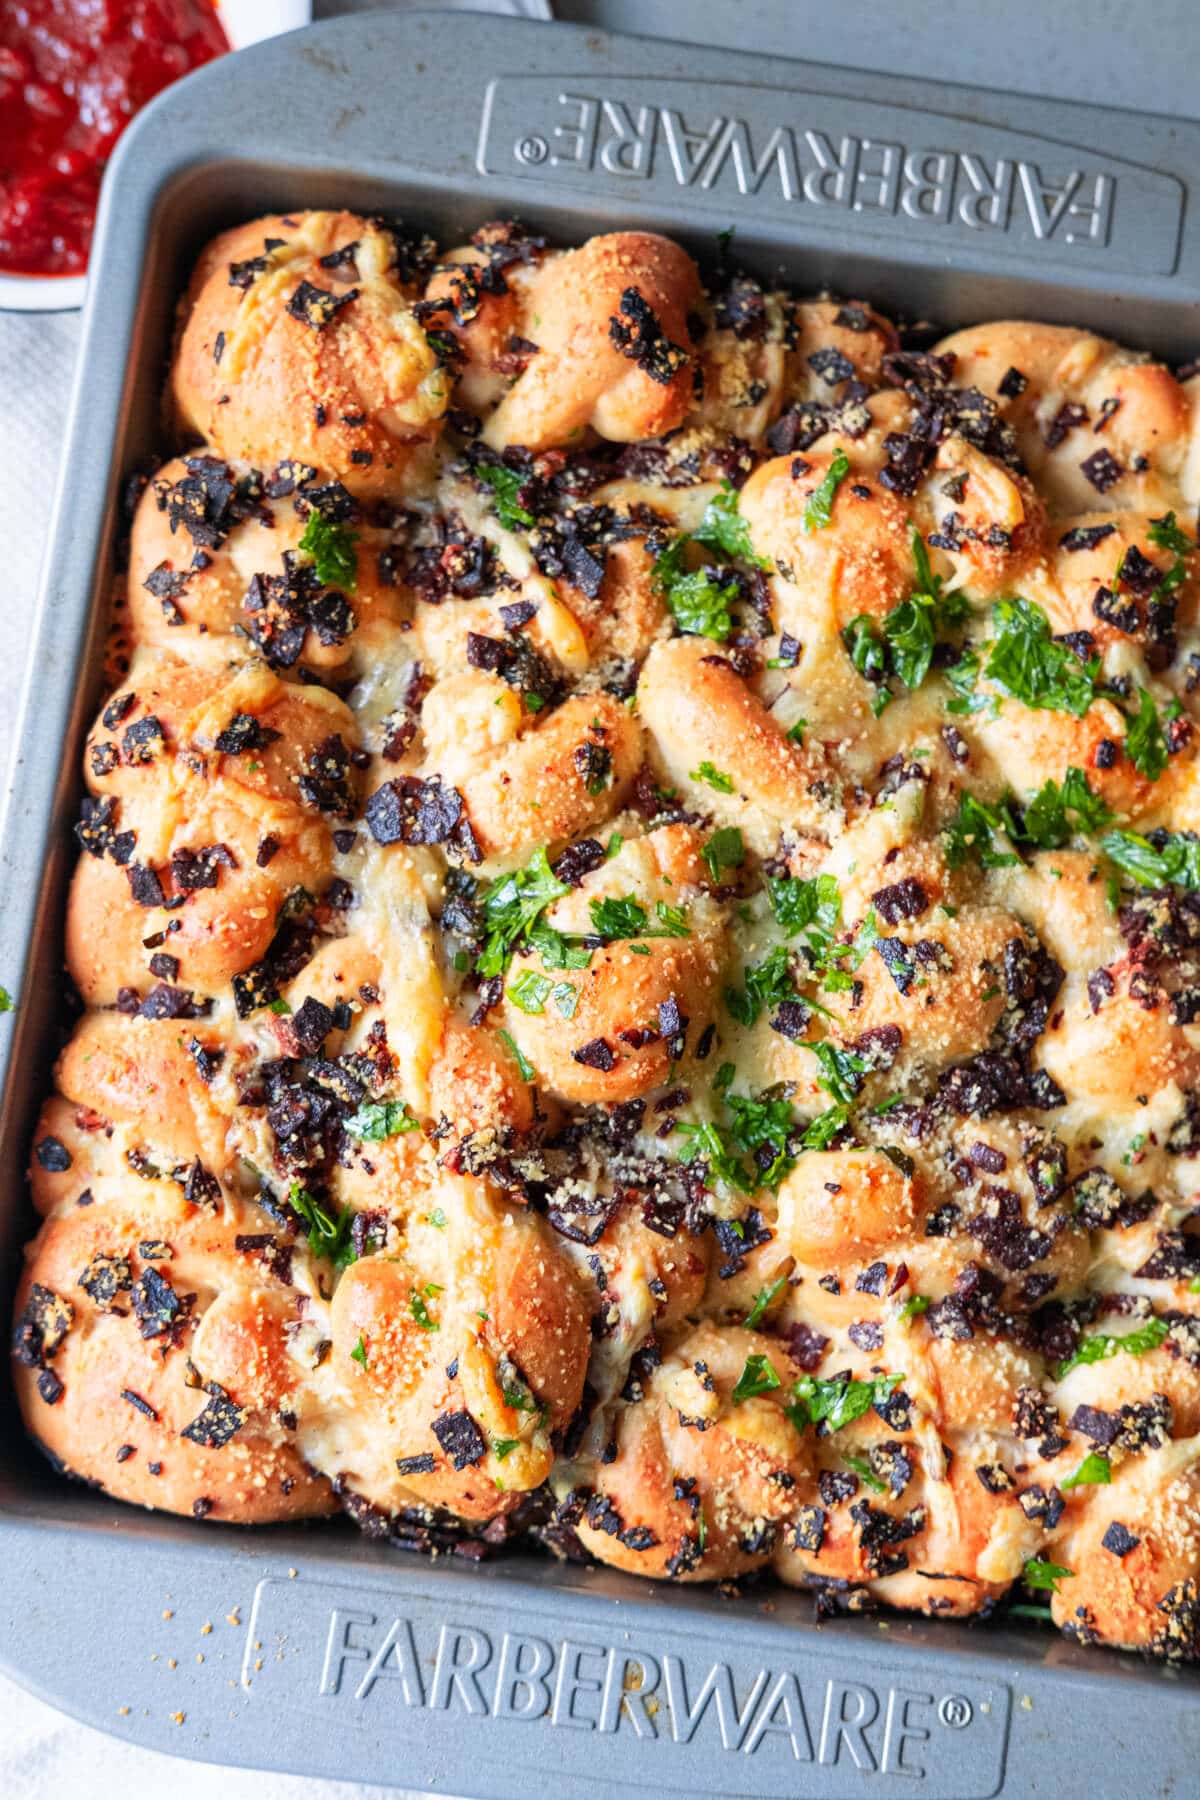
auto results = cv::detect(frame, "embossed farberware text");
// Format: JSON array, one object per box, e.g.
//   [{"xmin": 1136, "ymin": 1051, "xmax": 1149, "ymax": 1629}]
[
  {"xmin": 478, "ymin": 77, "xmax": 1184, "ymax": 276},
  {"xmin": 245, "ymin": 1575, "xmax": 1012, "ymax": 1796}
]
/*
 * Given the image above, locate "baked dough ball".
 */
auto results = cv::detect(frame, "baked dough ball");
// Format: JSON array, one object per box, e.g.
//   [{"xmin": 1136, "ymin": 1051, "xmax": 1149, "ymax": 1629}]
[
  {"xmin": 67, "ymin": 653, "xmax": 356, "ymax": 1004},
  {"xmin": 935, "ymin": 321, "xmax": 1190, "ymax": 516},
  {"xmin": 637, "ymin": 635, "xmax": 829, "ymax": 851},
  {"xmin": 484, "ymin": 232, "xmax": 702, "ymax": 451},
  {"xmin": 574, "ymin": 1323, "xmax": 812, "ymax": 1581},
  {"xmin": 128, "ymin": 450, "xmax": 407, "ymax": 667},
  {"xmin": 326, "ymin": 1179, "xmax": 589, "ymax": 1520},
  {"xmin": 500, "ymin": 826, "xmax": 724, "ymax": 1104},
  {"xmin": 172, "ymin": 212, "xmax": 448, "ymax": 494}
]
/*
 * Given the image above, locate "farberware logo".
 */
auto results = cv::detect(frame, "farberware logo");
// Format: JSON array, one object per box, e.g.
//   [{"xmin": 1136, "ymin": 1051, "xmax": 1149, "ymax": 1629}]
[
  {"xmin": 477, "ymin": 77, "xmax": 1184, "ymax": 276},
  {"xmin": 244, "ymin": 1575, "xmax": 1012, "ymax": 1796}
]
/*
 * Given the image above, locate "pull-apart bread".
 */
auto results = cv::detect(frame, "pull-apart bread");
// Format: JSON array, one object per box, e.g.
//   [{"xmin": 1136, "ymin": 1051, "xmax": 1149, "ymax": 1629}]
[{"xmin": 15, "ymin": 211, "xmax": 1200, "ymax": 1657}]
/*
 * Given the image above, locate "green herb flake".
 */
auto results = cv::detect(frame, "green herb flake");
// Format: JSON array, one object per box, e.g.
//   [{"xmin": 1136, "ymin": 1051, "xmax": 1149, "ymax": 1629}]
[
  {"xmin": 409, "ymin": 1288, "xmax": 440, "ymax": 1331},
  {"xmin": 497, "ymin": 1029, "xmax": 536, "ymax": 1083},
  {"xmin": 476, "ymin": 847, "xmax": 571, "ymax": 977},
  {"xmin": 1123, "ymin": 687, "xmax": 1170, "ymax": 782},
  {"xmin": 507, "ymin": 969, "xmax": 554, "ymax": 1015},
  {"xmin": 786, "ymin": 1371, "xmax": 903, "ymax": 1434},
  {"xmin": 984, "ymin": 597, "xmax": 1099, "ymax": 717},
  {"xmin": 1060, "ymin": 1452, "xmax": 1111, "ymax": 1491},
  {"xmin": 803, "ymin": 448, "xmax": 850, "ymax": 533},
  {"xmin": 1054, "ymin": 1315, "xmax": 1168, "ymax": 1379},
  {"xmin": 731, "ymin": 1352, "xmax": 782, "ymax": 1403},
  {"xmin": 702, "ymin": 825, "xmax": 745, "ymax": 883},
  {"xmin": 690, "ymin": 761, "xmax": 735, "ymax": 793},
  {"xmin": 1023, "ymin": 1557, "xmax": 1074, "ymax": 1594},
  {"xmin": 692, "ymin": 480, "xmax": 769, "ymax": 568},
  {"xmin": 350, "ymin": 1334, "xmax": 369, "ymax": 1369},
  {"xmin": 476, "ymin": 460, "xmax": 535, "ymax": 532},
  {"xmin": 345, "ymin": 1098, "xmax": 419, "ymax": 1141},
  {"xmin": 1101, "ymin": 828, "xmax": 1200, "ymax": 891},
  {"xmin": 743, "ymin": 1273, "xmax": 789, "ymax": 1330},
  {"xmin": 844, "ymin": 1453, "xmax": 886, "ymax": 1494},
  {"xmin": 298, "ymin": 511, "xmax": 358, "ymax": 591},
  {"xmin": 287, "ymin": 1180, "xmax": 356, "ymax": 1268}
]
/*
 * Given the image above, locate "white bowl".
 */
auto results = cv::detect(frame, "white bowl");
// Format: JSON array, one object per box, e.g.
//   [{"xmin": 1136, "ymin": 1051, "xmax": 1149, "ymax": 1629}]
[{"xmin": 0, "ymin": 0, "xmax": 312, "ymax": 313}]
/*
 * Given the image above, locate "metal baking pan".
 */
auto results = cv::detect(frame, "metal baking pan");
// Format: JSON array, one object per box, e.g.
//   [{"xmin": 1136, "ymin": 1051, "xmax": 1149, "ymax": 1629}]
[{"xmin": 2, "ymin": 12, "xmax": 1199, "ymax": 1795}]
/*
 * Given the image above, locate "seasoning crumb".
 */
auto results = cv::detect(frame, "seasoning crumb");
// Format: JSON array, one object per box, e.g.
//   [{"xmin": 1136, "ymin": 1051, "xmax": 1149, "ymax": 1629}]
[
  {"xmin": 226, "ymin": 1608, "xmax": 241, "ymax": 1626},
  {"xmin": 171, "ymin": 1711, "xmax": 185, "ymax": 1726},
  {"xmin": 200, "ymin": 1622, "xmax": 212, "ymax": 1636},
  {"xmin": 167, "ymin": 1658, "xmax": 178, "ymax": 1670},
  {"xmin": 118, "ymin": 1706, "xmax": 130, "ymax": 1717},
  {"xmin": 161, "ymin": 1609, "xmax": 173, "ymax": 1620},
  {"xmin": 1020, "ymin": 1694, "xmax": 1034, "ymax": 1711}
]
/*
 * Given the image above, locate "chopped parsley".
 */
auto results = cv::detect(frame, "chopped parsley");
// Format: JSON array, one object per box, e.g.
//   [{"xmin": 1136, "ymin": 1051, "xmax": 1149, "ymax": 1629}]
[
  {"xmin": 943, "ymin": 790, "xmax": 1020, "ymax": 870},
  {"xmin": 690, "ymin": 480, "xmax": 769, "ymax": 568},
  {"xmin": 768, "ymin": 872, "xmax": 842, "ymax": 942},
  {"xmin": 507, "ymin": 970, "xmax": 578, "ymax": 1018},
  {"xmin": 786, "ymin": 1371, "xmax": 902, "ymax": 1434},
  {"xmin": 1123, "ymin": 687, "xmax": 1172, "ymax": 782},
  {"xmin": 651, "ymin": 482, "xmax": 768, "ymax": 640},
  {"xmin": 691, "ymin": 761, "xmax": 734, "ymax": 793},
  {"xmin": 0, "ymin": 986, "xmax": 12, "ymax": 1012},
  {"xmin": 1101, "ymin": 828, "xmax": 1200, "ymax": 890},
  {"xmin": 731, "ymin": 1352, "xmax": 782, "ymax": 1403},
  {"xmin": 804, "ymin": 1040, "xmax": 867, "ymax": 1105},
  {"xmin": 725, "ymin": 944, "xmax": 796, "ymax": 1028},
  {"xmin": 1060, "ymin": 1452, "xmax": 1111, "ymax": 1490},
  {"xmin": 497, "ymin": 1029, "xmax": 536, "ymax": 1082},
  {"xmin": 899, "ymin": 1294, "xmax": 931, "ymax": 1318},
  {"xmin": 298, "ymin": 511, "xmax": 358, "ymax": 590},
  {"xmin": 350, "ymin": 1334, "xmax": 369, "ymax": 1368},
  {"xmin": 344, "ymin": 1098, "xmax": 419, "ymax": 1141},
  {"xmin": 743, "ymin": 1273, "xmax": 789, "ymax": 1329},
  {"xmin": 1020, "ymin": 767, "xmax": 1115, "ymax": 849},
  {"xmin": 1022, "ymin": 1557, "xmax": 1073, "ymax": 1594},
  {"xmin": 842, "ymin": 616, "xmax": 892, "ymax": 715},
  {"xmin": 983, "ymin": 597, "xmax": 1099, "ymax": 716},
  {"xmin": 659, "ymin": 565, "xmax": 739, "ymax": 639},
  {"xmin": 677, "ymin": 1086, "xmax": 799, "ymax": 1195},
  {"xmin": 476, "ymin": 848, "xmax": 570, "ymax": 977},
  {"xmin": 476, "ymin": 460, "xmax": 535, "ymax": 531},
  {"xmin": 287, "ymin": 1181, "xmax": 356, "ymax": 1268},
  {"xmin": 844, "ymin": 1454, "xmax": 887, "ymax": 1495},
  {"xmin": 409, "ymin": 1285, "xmax": 441, "ymax": 1331},
  {"xmin": 1054, "ymin": 1315, "xmax": 1168, "ymax": 1379},
  {"xmin": 803, "ymin": 448, "xmax": 850, "ymax": 533},
  {"xmin": 1147, "ymin": 509, "xmax": 1194, "ymax": 560},
  {"xmin": 702, "ymin": 825, "xmax": 745, "ymax": 882},
  {"xmin": 589, "ymin": 895, "xmax": 690, "ymax": 940},
  {"xmin": 800, "ymin": 1102, "xmax": 852, "ymax": 1148}
]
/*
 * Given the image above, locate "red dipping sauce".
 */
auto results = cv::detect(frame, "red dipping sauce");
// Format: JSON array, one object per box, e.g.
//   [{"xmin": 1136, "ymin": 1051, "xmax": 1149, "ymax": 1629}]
[{"xmin": 0, "ymin": 1, "xmax": 229, "ymax": 276}]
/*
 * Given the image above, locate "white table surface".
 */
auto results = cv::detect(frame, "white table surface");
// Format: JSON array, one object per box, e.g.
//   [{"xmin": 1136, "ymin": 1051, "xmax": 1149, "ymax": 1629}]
[{"xmin": 2, "ymin": 0, "xmax": 1198, "ymax": 1793}]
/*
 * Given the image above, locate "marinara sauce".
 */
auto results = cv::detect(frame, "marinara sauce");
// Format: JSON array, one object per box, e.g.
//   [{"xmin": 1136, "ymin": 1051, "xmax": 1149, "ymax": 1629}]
[{"xmin": 0, "ymin": 1, "xmax": 229, "ymax": 276}]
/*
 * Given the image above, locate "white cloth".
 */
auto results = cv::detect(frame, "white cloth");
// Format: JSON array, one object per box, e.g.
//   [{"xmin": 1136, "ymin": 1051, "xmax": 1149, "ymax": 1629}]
[{"xmin": 0, "ymin": 1668, "xmax": 422, "ymax": 1800}]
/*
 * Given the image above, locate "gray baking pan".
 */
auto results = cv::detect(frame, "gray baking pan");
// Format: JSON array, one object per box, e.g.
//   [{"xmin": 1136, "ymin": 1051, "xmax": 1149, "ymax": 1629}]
[{"xmin": 2, "ymin": 11, "xmax": 1200, "ymax": 1795}]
